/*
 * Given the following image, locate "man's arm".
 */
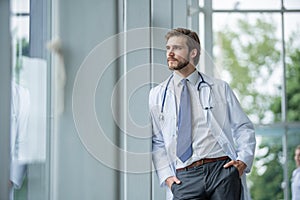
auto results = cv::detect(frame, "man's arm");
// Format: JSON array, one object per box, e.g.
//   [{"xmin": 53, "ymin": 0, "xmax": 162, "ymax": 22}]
[
  {"xmin": 225, "ymin": 83, "xmax": 256, "ymax": 173},
  {"xmin": 149, "ymin": 89, "xmax": 175, "ymax": 187}
]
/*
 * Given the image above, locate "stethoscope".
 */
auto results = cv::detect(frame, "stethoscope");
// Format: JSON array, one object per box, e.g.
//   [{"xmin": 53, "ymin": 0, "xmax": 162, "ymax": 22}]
[{"xmin": 159, "ymin": 72, "xmax": 213, "ymax": 121}]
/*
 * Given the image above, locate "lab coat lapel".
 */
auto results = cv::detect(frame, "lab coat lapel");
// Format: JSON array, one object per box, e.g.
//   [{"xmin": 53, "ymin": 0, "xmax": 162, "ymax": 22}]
[
  {"xmin": 207, "ymin": 82, "xmax": 237, "ymax": 159},
  {"xmin": 163, "ymin": 79, "xmax": 177, "ymax": 129}
]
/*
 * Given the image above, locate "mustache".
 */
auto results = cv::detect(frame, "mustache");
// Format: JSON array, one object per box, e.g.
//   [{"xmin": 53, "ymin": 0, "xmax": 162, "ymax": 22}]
[{"xmin": 167, "ymin": 57, "xmax": 178, "ymax": 62}]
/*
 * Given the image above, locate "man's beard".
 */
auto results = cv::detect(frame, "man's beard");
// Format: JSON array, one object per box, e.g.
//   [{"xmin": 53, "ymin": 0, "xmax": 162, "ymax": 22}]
[{"xmin": 168, "ymin": 59, "xmax": 190, "ymax": 71}]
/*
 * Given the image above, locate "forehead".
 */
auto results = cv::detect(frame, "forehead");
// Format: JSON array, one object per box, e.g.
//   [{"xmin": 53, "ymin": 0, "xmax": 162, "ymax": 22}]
[
  {"xmin": 166, "ymin": 36, "xmax": 188, "ymax": 46},
  {"xmin": 295, "ymin": 149, "xmax": 300, "ymax": 155}
]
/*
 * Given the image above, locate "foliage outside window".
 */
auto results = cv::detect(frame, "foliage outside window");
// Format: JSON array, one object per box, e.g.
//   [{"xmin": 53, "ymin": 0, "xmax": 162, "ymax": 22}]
[{"xmin": 215, "ymin": 14, "xmax": 300, "ymax": 200}]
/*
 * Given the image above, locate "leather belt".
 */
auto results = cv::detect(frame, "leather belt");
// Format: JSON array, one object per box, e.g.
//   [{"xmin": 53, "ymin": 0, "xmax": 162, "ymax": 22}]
[{"xmin": 176, "ymin": 156, "xmax": 229, "ymax": 172}]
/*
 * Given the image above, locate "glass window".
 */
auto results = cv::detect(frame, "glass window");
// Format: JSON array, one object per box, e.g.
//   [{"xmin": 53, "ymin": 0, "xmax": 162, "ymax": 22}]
[
  {"xmin": 213, "ymin": 0, "xmax": 281, "ymax": 10},
  {"xmin": 199, "ymin": 0, "xmax": 204, "ymax": 7},
  {"xmin": 11, "ymin": 0, "xmax": 30, "ymax": 13},
  {"xmin": 213, "ymin": 13, "xmax": 282, "ymax": 125},
  {"xmin": 248, "ymin": 134, "xmax": 285, "ymax": 199},
  {"xmin": 199, "ymin": 1, "xmax": 300, "ymax": 199},
  {"xmin": 284, "ymin": 13, "xmax": 300, "ymax": 123},
  {"xmin": 285, "ymin": 0, "xmax": 300, "ymax": 9}
]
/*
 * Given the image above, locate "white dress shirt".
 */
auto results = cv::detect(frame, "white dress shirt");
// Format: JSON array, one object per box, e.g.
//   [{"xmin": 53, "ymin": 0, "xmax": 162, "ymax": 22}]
[{"xmin": 173, "ymin": 71, "xmax": 226, "ymax": 169}]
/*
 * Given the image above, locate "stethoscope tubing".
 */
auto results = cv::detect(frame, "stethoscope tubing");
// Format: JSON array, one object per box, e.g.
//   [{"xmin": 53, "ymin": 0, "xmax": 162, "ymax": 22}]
[{"xmin": 160, "ymin": 72, "xmax": 208, "ymax": 114}]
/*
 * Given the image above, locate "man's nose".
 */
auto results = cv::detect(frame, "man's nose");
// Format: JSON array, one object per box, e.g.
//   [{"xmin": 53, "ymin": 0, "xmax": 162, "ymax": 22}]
[{"xmin": 167, "ymin": 49, "xmax": 175, "ymax": 56}]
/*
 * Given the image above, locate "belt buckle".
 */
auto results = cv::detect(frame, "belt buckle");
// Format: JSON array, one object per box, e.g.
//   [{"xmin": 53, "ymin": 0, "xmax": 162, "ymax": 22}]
[{"xmin": 200, "ymin": 159, "xmax": 204, "ymax": 165}]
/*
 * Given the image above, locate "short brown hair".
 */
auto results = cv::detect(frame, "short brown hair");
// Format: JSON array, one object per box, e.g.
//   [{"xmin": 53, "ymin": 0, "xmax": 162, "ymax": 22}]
[{"xmin": 165, "ymin": 28, "xmax": 201, "ymax": 65}]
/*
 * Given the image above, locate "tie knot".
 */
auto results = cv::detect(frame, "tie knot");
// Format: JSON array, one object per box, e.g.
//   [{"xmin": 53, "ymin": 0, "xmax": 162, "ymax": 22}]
[{"xmin": 181, "ymin": 79, "xmax": 188, "ymax": 86}]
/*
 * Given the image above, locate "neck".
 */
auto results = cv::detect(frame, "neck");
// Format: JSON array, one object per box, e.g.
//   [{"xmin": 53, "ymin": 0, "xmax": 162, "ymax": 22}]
[{"xmin": 175, "ymin": 63, "xmax": 196, "ymax": 78}]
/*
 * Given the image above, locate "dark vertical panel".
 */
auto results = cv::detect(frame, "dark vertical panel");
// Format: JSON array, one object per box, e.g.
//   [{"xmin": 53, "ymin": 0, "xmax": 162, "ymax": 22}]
[
  {"xmin": 125, "ymin": 0, "xmax": 152, "ymax": 199},
  {"xmin": 152, "ymin": 0, "xmax": 172, "ymax": 76},
  {"xmin": 152, "ymin": 0, "xmax": 172, "ymax": 28},
  {"xmin": 151, "ymin": 1, "xmax": 173, "ymax": 200},
  {"xmin": 173, "ymin": 0, "xmax": 188, "ymax": 28},
  {"xmin": 26, "ymin": 1, "xmax": 49, "ymax": 199},
  {"xmin": 57, "ymin": 0, "xmax": 119, "ymax": 199},
  {"xmin": 191, "ymin": 0, "xmax": 200, "ymax": 31},
  {"xmin": 29, "ymin": 0, "xmax": 48, "ymax": 59},
  {"xmin": 0, "ymin": 0, "xmax": 11, "ymax": 199},
  {"xmin": 150, "ymin": 0, "xmax": 190, "ymax": 199}
]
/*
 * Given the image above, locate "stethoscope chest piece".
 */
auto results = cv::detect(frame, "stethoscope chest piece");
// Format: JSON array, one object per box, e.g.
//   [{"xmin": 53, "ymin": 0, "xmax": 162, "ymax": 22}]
[{"xmin": 159, "ymin": 113, "xmax": 164, "ymax": 121}]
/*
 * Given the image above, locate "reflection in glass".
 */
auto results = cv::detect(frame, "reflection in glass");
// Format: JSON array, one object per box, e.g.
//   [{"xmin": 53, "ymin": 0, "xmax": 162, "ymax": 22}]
[{"xmin": 10, "ymin": 0, "xmax": 49, "ymax": 199}]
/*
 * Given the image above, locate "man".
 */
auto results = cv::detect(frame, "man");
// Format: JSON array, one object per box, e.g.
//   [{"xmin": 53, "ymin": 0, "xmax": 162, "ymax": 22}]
[
  {"xmin": 149, "ymin": 28, "xmax": 256, "ymax": 200},
  {"xmin": 292, "ymin": 145, "xmax": 300, "ymax": 200},
  {"xmin": 10, "ymin": 82, "xmax": 30, "ymax": 200}
]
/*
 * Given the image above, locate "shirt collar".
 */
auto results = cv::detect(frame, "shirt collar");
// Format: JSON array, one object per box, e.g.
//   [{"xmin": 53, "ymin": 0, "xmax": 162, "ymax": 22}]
[{"xmin": 173, "ymin": 70, "xmax": 199, "ymax": 87}]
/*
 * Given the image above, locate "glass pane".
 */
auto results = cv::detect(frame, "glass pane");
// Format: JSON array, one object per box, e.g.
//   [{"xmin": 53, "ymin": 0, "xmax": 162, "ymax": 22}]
[
  {"xmin": 11, "ymin": 16, "xmax": 30, "ymax": 41},
  {"xmin": 11, "ymin": 0, "xmax": 30, "ymax": 13},
  {"xmin": 10, "ymin": 0, "xmax": 49, "ymax": 199},
  {"xmin": 249, "ymin": 134, "xmax": 285, "ymax": 199},
  {"xmin": 288, "ymin": 127, "xmax": 300, "ymax": 192},
  {"xmin": 213, "ymin": 0, "xmax": 281, "ymax": 10},
  {"xmin": 198, "ymin": 12, "xmax": 206, "ymax": 72},
  {"xmin": 199, "ymin": 0, "xmax": 204, "ymax": 7},
  {"xmin": 213, "ymin": 13, "xmax": 283, "ymax": 125},
  {"xmin": 285, "ymin": 0, "xmax": 300, "ymax": 9},
  {"xmin": 284, "ymin": 13, "xmax": 300, "ymax": 122},
  {"xmin": 253, "ymin": 124, "xmax": 300, "ymax": 199}
]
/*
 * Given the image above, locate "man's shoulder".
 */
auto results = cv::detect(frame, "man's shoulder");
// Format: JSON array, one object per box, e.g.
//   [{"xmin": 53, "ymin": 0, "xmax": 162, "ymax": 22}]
[
  {"xmin": 201, "ymin": 73, "xmax": 228, "ymax": 87},
  {"xmin": 150, "ymin": 76, "xmax": 172, "ymax": 94},
  {"xmin": 149, "ymin": 76, "xmax": 173, "ymax": 106}
]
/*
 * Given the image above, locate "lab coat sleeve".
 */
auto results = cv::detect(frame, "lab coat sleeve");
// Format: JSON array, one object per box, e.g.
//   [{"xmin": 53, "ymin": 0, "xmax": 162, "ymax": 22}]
[
  {"xmin": 10, "ymin": 85, "xmax": 30, "ymax": 188},
  {"xmin": 225, "ymin": 83, "xmax": 256, "ymax": 173},
  {"xmin": 149, "ymin": 88, "xmax": 175, "ymax": 187}
]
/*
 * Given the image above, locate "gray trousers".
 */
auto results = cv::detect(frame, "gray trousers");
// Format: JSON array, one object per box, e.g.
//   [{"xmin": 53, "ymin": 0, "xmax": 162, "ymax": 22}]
[{"xmin": 171, "ymin": 158, "xmax": 241, "ymax": 200}]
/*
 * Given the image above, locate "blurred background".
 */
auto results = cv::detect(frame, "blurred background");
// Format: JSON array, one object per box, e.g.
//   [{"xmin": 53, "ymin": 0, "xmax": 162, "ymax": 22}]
[{"xmin": 0, "ymin": 0, "xmax": 300, "ymax": 199}]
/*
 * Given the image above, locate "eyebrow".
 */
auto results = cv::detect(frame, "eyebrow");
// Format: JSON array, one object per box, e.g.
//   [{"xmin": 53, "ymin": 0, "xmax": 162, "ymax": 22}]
[{"xmin": 165, "ymin": 45, "xmax": 185, "ymax": 48}]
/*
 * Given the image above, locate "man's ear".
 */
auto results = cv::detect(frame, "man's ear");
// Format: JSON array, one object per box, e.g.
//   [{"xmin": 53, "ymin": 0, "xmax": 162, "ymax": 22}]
[{"xmin": 190, "ymin": 49, "xmax": 197, "ymax": 58}]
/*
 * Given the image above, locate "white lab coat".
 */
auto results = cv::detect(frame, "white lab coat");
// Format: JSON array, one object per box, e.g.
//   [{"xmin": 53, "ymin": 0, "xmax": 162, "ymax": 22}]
[
  {"xmin": 149, "ymin": 72, "xmax": 256, "ymax": 200},
  {"xmin": 10, "ymin": 82, "xmax": 30, "ymax": 189}
]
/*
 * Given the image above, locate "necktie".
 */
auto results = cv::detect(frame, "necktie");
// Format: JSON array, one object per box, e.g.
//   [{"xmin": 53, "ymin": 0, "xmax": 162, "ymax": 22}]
[{"xmin": 176, "ymin": 79, "xmax": 193, "ymax": 162}]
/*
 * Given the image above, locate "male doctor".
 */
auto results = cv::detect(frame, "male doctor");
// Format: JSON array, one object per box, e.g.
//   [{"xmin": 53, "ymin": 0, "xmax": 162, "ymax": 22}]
[
  {"xmin": 149, "ymin": 28, "xmax": 256, "ymax": 200},
  {"xmin": 10, "ymin": 82, "xmax": 30, "ymax": 200}
]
